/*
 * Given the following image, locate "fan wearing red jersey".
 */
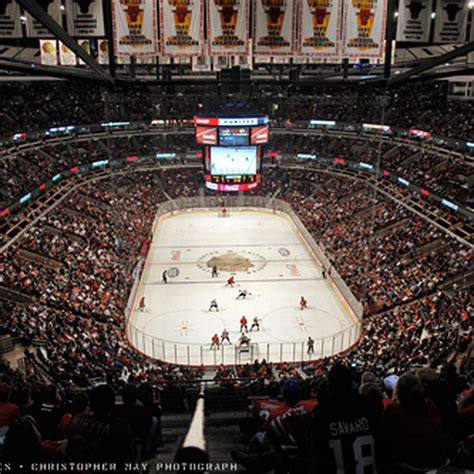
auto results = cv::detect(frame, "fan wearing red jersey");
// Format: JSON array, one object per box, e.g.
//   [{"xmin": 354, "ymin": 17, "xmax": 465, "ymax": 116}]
[{"xmin": 311, "ymin": 364, "xmax": 379, "ymax": 474}]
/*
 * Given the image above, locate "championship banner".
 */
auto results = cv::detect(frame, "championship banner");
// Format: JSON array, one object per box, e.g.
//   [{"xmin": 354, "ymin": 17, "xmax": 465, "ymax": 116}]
[
  {"xmin": 65, "ymin": 0, "xmax": 105, "ymax": 37},
  {"xmin": 396, "ymin": 0, "xmax": 432, "ymax": 42},
  {"xmin": 0, "ymin": 0, "xmax": 21, "ymax": 38},
  {"xmin": 433, "ymin": 0, "xmax": 468, "ymax": 43},
  {"xmin": 112, "ymin": 0, "xmax": 158, "ymax": 57},
  {"xmin": 40, "ymin": 39, "xmax": 58, "ymax": 65},
  {"xmin": 208, "ymin": 0, "xmax": 250, "ymax": 56},
  {"xmin": 26, "ymin": 0, "xmax": 62, "ymax": 38},
  {"xmin": 59, "ymin": 42, "xmax": 77, "ymax": 66},
  {"xmin": 253, "ymin": 0, "xmax": 296, "ymax": 56},
  {"xmin": 342, "ymin": 0, "xmax": 388, "ymax": 59},
  {"xmin": 159, "ymin": 0, "xmax": 203, "ymax": 56},
  {"xmin": 298, "ymin": 0, "xmax": 343, "ymax": 59},
  {"xmin": 97, "ymin": 39, "xmax": 109, "ymax": 64}
]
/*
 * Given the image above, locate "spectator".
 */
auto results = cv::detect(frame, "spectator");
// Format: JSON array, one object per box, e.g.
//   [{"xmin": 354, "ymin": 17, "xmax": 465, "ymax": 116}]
[{"xmin": 66, "ymin": 384, "xmax": 131, "ymax": 464}]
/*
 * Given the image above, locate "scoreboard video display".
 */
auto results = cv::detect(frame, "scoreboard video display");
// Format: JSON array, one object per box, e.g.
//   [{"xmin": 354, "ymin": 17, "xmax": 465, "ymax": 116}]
[{"xmin": 194, "ymin": 116, "xmax": 269, "ymax": 192}]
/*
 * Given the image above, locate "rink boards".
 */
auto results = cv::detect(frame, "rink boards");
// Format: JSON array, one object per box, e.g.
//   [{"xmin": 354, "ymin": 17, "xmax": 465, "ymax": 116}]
[{"xmin": 127, "ymin": 208, "xmax": 360, "ymax": 366}]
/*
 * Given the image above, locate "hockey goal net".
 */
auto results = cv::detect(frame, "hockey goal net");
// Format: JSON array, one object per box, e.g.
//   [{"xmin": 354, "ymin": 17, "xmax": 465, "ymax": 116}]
[{"xmin": 218, "ymin": 207, "xmax": 230, "ymax": 217}]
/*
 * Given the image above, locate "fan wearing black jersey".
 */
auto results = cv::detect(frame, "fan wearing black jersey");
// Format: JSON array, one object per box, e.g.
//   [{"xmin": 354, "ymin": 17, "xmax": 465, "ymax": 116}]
[{"xmin": 311, "ymin": 364, "xmax": 380, "ymax": 474}]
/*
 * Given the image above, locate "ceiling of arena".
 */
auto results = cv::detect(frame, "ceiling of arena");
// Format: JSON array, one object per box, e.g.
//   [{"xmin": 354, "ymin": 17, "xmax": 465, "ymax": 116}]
[{"xmin": 0, "ymin": 1, "xmax": 472, "ymax": 87}]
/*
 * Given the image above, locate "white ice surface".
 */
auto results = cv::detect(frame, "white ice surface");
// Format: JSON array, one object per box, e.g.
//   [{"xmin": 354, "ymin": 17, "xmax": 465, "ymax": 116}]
[{"xmin": 127, "ymin": 209, "xmax": 357, "ymax": 365}]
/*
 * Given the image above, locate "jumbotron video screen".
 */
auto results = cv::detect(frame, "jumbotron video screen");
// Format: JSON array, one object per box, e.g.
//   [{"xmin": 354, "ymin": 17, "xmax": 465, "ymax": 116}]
[
  {"xmin": 194, "ymin": 116, "xmax": 269, "ymax": 191},
  {"xmin": 210, "ymin": 146, "xmax": 257, "ymax": 176}
]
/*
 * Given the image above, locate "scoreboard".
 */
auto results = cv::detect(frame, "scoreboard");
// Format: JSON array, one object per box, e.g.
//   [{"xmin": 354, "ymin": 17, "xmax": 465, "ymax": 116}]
[{"xmin": 194, "ymin": 116, "xmax": 269, "ymax": 191}]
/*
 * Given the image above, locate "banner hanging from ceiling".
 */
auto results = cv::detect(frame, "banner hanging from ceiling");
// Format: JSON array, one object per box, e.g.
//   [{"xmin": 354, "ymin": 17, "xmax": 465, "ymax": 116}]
[
  {"xmin": 159, "ymin": 0, "xmax": 203, "ymax": 56},
  {"xmin": 0, "ymin": 1, "xmax": 22, "ymax": 38},
  {"xmin": 297, "ymin": 0, "xmax": 343, "ymax": 60},
  {"xmin": 396, "ymin": 0, "xmax": 432, "ymax": 42},
  {"xmin": 208, "ymin": 0, "xmax": 250, "ymax": 56},
  {"xmin": 433, "ymin": 0, "xmax": 468, "ymax": 43},
  {"xmin": 112, "ymin": 0, "xmax": 158, "ymax": 56},
  {"xmin": 97, "ymin": 39, "xmax": 109, "ymax": 64},
  {"xmin": 40, "ymin": 39, "xmax": 58, "ymax": 65},
  {"xmin": 253, "ymin": 0, "xmax": 296, "ymax": 56},
  {"xmin": 342, "ymin": 0, "xmax": 388, "ymax": 59},
  {"xmin": 26, "ymin": 0, "xmax": 62, "ymax": 38},
  {"xmin": 65, "ymin": 0, "xmax": 105, "ymax": 37},
  {"xmin": 59, "ymin": 41, "xmax": 77, "ymax": 66}
]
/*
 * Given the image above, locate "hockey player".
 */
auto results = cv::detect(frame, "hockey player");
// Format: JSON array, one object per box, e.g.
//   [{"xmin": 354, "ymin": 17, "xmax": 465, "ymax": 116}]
[
  {"xmin": 211, "ymin": 265, "xmax": 218, "ymax": 278},
  {"xmin": 139, "ymin": 297, "xmax": 146, "ymax": 312},
  {"xmin": 322, "ymin": 268, "xmax": 327, "ymax": 279},
  {"xmin": 300, "ymin": 296, "xmax": 308, "ymax": 310},
  {"xmin": 236, "ymin": 289, "xmax": 249, "ymax": 300},
  {"xmin": 307, "ymin": 336, "xmax": 315, "ymax": 355},
  {"xmin": 226, "ymin": 276, "xmax": 235, "ymax": 287},
  {"xmin": 250, "ymin": 316, "xmax": 260, "ymax": 331},
  {"xmin": 210, "ymin": 334, "xmax": 220, "ymax": 350},
  {"xmin": 239, "ymin": 333, "xmax": 251, "ymax": 348},
  {"xmin": 240, "ymin": 315, "xmax": 248, "ymax": 332},
  {"xmin": 209, "ymin": 299, "xmax": 219, "ymax": 312},
  {"xmin": 162, "ymin": 270, "xmax": 168, "ymax": 284},
  {"xmin": 221, "ymin": 328, "xmax": 231, "ymax": 344}
]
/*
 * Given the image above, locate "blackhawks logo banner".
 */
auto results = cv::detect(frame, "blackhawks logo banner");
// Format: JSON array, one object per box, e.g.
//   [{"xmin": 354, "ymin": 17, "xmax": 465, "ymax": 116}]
[
  {"xmin": 253, "ymin": 0, "xmax": 296, "ymax": 56},
  {"xmin": 160, "ymin": 0, "xmax": 203, "ymax": 56},
  {"xmin": 208, "ymin": 0, "xmax": 250, "ymax": 56},
  {"xmin": 433, "ymin": 0, "xmax": 468, "ymax": 43},
  {"xmin": 396, "ymin": 0, "xmax": 432, "ymax": 42},
  {"xmin": 297, "ymin": 0, "xmax": 342, "ymax": 59},
  {"xmin": 112, "ymin": 0, "xmax": 158, "ymax": 57},
  {"xmin": 26, "ymin": 0, "xmax": 61, "ymax": 38},
  {"xmin": 342, "ymin": 0, "xmax": 388, "ymax": 59},
  {"xmin": 0, "ymin": 0, "xmax": 22, "ymax": 38},
  {"xmin": 65, "ymin": 0, "xmax": 105, "ymax": 37}
]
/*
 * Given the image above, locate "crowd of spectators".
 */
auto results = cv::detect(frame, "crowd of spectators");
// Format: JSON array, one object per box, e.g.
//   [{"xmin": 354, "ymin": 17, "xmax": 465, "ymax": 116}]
[
  {"xmin": 231, "ymin": 363, "xmax": 473, "ymax": 473},
  {"xmin": 1, "ymin": 167, "xmax": 471, "ymax": 387},
  {"xmin": 1, "ymin": 81, "xmax": 473, "ymax": 139},
  {"xmin": 0, "ymin": 81, "xmax": 472, "ymax": 471}
]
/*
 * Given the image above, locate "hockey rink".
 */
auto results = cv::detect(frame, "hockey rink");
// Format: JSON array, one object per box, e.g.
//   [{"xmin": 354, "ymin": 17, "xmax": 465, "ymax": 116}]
[{"xmin": 127, "ymin": 209, "xmax": 360, "ymax": 366}]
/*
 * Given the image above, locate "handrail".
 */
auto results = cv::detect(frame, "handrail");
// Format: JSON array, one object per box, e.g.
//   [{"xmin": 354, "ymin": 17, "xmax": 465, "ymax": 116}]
[{"xmin": 175, "ymin": 389, "xmax": 208, "ymax": 465}]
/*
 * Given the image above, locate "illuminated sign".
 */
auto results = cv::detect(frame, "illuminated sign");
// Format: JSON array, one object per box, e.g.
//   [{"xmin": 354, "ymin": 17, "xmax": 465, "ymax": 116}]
[
  {"xmin": 309, "ymin": 120, "xmax": 336, "ymax": 127},
  {"xmin": 441, "ymin": 199, "xmax": 459, "ymax": 211},
  {"xmin": 194, "ymin": 116, "xmax": 269, "ymax": 127},
  {"xmin": 251, "ymin": 126, "xmax": 269, "ymax": 144},
  {"xmin": 101, "ymin": 122, "xmax": 130, "ymax": 128},
  {"xmin": 363, "ymin": 123, "xmax": 391, "ymax": 132},
  {"xmin": 409, "ymin": 129, "xmax": 432, "ymax": 138}
]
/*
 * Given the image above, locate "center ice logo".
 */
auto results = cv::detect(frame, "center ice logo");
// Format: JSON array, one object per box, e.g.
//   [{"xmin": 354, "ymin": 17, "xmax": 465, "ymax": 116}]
[
  {"xmin": 196, "ymin": 250, "xmax": 267, "ymax": 274},
  {"xmin": 207, "ymin": 251, "xmax": 254, "ymax": 272}
]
